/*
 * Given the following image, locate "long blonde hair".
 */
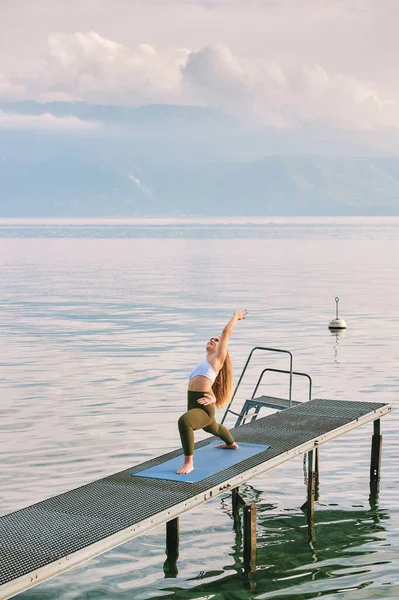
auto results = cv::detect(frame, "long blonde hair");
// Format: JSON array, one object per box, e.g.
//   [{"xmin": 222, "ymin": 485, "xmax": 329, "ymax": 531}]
[{"xmin": 212, "ymin": 351, "xmax": 233, "ymax": 409}]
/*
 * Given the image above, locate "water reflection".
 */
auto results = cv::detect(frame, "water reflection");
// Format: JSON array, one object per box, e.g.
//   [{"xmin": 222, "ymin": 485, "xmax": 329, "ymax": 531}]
[
  {"xmin": 161, "ymin": 484, "xmax": 390, "ymax": 600},
  {"xmin": 330, "ymin": 328, "xmax": 346, "ymax": 365}
]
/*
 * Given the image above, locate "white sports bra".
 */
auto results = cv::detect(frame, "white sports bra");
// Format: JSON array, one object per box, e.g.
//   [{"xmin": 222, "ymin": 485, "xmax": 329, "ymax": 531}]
[{"xmin": 189, "ymin": 358, "xmax": 219, "ymax": 383}]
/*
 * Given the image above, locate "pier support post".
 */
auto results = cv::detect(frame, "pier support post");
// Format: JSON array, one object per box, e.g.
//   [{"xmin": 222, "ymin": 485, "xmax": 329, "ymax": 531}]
[
  {"xmin": 314, "ymin": 447, "xmax": 320, "ymax": 502},
  {"xmin": 370, "ymin": 419, "xmax": 382, "ymax": 482},
  {"xmin": 163, "ymin": 517, "xmax": 179, "ymax": 578},
  {"xmin": 307, "ymin": 449, "xmax": 316, "ymax": 542},
  {"xmin": 369, "ymin": 419, "xmax": 382, "ymax": 504},
  {"xmin": 243, "ymin": 504, "xmax": 257, "ymax": 572},
  {"xmin": 301, "ymin": 449, "xmax": 316, "ymax": 542},
  {"xmin": 232, "ymin": 487, "xmax": 245, "ymax": 517},
  {"xmin": 232, "ymin": 487, "xmax": 257, "ymax": 573}
]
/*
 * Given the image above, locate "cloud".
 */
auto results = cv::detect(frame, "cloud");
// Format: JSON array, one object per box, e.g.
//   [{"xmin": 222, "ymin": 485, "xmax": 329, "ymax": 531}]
[
  {"xmin": 289, "ymin": 65, "xmax": 399, "ymax": 131},
  {"xmin": 182, "ymin": 44, "xmax": 399, "ymax": 131},
  {"xmin": 0, "ymin": 73, "xmax": 26, "ymax": 99},
  {"xmin": 0, "ymin": 111, "xmax": 99, "ymax": 131},
  {"xmin": 1, "ymin": 29, "xmax": 399, "ymax": 135},
  {"xmin": 182, "ymin": 44, "xmax": 291, "ymax": 127},
  {"xmin": 26, "ymin": 31, "xmax": 185, "ymax": 106}
]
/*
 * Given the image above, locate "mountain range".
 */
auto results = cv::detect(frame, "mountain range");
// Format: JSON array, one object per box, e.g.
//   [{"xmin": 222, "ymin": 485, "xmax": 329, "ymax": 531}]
[{"xmin": 1, "ymin": 101, "xmax": 399, "ymax": 217}]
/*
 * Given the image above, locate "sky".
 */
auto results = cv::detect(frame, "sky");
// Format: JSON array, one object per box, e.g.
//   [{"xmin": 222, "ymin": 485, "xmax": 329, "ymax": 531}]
[{"xmin": 1, "ymin": 0, "xmax": 399, "ymax": 151}]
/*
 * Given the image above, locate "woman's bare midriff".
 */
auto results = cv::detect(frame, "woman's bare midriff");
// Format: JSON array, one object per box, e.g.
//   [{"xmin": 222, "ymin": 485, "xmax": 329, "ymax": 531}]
[{"xmin": 187, "ymin": 375, "xmax": 214, "ymax": 392}]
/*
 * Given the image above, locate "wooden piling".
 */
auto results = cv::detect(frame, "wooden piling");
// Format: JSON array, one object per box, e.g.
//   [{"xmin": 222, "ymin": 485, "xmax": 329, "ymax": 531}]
[
  {"xmin": 370, "ymin": 419, "xmax": 382, "ymax": 483},
  {"xmin": 243, "ymin": 504, "xmax": 257, "ymax": 571},
  {"xmin": 232, "ymin": 487, "xmax": 245, "ymax": 516},
  {"xmin": 314, "ymin": 447, "xmax": 320, "ymax": 502},
  {"xmin": 300, "ymin": 449, "xmax": 316, "ymax": 542},
  {"xmin": 164, "ymin": 518, "xmax": 179, "ymax": 578},
  {"xmin": 232, "ymin": 487, "xmax": 256, "ymax": 571},
  {"xmin": 307, "ymin": 450, "xmax": 316, "ymax": 513}
]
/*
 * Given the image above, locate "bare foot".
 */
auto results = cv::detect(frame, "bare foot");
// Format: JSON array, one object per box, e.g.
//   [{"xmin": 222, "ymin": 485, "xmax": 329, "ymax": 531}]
[
  {"xmin": 215, "ymin": 442, "xmax": 239, "ymax": 450},
  {"xmin": 176, "ymin": 463, "xmax": 194, "ymax": 474},
  {"xmin": 176, "ymin": 456, "xmax": 194, "ymax": 474}
]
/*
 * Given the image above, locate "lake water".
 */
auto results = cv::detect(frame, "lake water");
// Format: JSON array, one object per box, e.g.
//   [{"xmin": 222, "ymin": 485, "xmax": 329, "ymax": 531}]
[{"xmin": 0, "ymin": 217, "xmax": 398, "ymax": 600}]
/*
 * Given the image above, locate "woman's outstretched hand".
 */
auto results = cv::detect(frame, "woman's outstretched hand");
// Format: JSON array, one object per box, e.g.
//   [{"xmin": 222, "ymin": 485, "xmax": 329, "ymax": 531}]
[
  {"xmin": 235, "ymin": 309, "xmax": 248, "ymax": 320},
  {"xmin": 197, "ymin": 392, "xmax": 216, "ymax": 406}
]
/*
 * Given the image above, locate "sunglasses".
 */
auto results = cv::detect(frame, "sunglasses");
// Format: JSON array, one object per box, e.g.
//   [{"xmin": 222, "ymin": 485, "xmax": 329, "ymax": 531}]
[{"xmin": 209, "ymin": 337, "xmax": 220, "ymax": 342}]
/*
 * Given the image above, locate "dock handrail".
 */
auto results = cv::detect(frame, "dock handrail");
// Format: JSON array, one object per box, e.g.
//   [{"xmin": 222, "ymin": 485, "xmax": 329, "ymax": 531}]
[
  {"xmin": 221, "ymin": 346, "xmax": 293, "ymax": 424},
  {"xmin": 251, "ymin": 368, "xmax": 312, "ymax": 402}
]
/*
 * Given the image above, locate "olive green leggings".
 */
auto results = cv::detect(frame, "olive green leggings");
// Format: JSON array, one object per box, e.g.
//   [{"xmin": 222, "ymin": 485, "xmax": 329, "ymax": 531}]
[{"xmin": 178, "ymin": 391, "xmax": 235, "ymax": 456}]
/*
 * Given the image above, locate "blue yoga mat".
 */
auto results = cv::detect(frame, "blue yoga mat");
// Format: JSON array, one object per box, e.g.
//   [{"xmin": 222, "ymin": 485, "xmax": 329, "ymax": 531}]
[{"xmin": 132, "ymin": 442, "xmax": 271, "ymax": 483}]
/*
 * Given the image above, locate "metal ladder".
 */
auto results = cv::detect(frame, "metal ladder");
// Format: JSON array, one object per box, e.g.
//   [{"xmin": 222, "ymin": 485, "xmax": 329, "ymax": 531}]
[{"xmin": 221, "ymin": 346, "xmax": 312, "ymax": 427}]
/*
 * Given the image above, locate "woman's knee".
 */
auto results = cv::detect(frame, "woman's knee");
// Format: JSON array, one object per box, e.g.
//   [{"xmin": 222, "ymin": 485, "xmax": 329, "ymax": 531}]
[{"xmin": 178, "ymin": 413, "xmax": 192, "ymax": 431}]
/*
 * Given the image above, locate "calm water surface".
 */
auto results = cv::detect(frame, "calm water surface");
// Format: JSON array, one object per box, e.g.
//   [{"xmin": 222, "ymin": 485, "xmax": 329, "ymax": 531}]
[{"xmin": 0, "ymin": 218, "xmax": 398, "ymax": 600}]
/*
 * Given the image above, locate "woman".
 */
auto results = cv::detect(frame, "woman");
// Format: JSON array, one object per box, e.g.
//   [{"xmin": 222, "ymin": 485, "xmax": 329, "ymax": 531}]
[{"xmin": 177, "ymin": 309, "xmax": 248, "ymax": 474}]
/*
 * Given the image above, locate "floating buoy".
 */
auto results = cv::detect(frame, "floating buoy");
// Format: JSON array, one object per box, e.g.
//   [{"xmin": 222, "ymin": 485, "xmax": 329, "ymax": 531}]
[{"xmin": 329, "ymin": 297, "xmax": 347, "ymax": 330}]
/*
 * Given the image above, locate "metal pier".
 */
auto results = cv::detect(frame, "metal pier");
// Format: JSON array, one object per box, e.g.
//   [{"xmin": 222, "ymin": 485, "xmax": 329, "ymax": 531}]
[{"xmin": 0, "ymin": 398, "xmax": 391, "ymax": 600}]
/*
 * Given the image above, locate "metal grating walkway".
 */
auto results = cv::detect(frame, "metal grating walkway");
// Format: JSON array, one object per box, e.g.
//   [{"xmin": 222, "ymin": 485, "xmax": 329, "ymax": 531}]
[{"xmin": 0, "ymin": 398, "xmax": 391, "ymax": 599}]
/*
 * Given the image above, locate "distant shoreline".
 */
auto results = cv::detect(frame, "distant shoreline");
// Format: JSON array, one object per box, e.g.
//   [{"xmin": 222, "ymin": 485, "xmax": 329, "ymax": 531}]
[{"xmin": 2, "ymin": 216, "xmax": 399, "ymax": 225}]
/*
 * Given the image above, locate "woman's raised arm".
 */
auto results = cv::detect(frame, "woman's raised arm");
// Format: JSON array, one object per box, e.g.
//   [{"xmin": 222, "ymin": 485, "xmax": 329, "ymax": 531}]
[{"xmin": 210, "ymin": 309, "xmax": 248, "ymax": 370}]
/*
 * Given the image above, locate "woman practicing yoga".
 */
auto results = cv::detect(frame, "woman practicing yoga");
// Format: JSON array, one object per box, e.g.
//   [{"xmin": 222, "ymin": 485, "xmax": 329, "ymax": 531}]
[{"xmin": 177, "ymin": 309, "xmax": 248, "ymax": 474}]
